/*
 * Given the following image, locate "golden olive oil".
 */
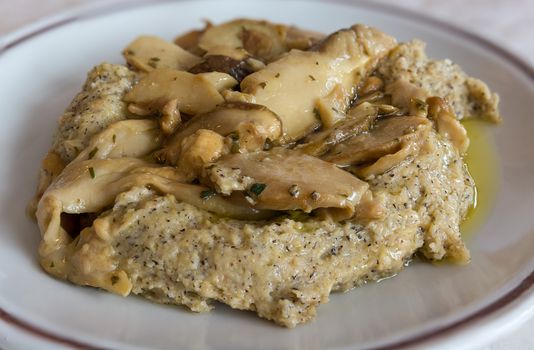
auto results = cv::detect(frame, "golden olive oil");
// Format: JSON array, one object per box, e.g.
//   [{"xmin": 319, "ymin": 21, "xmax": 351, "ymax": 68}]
[{"xmin": 460, "ymin": 119, "xmax": 500, "ymax": 236}]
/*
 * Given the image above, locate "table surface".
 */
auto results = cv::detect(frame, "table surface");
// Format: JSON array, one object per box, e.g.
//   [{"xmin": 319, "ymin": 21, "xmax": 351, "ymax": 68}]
[{"xmin": 0, "ymin": 0, "xmax": 532, "ymax": 349}]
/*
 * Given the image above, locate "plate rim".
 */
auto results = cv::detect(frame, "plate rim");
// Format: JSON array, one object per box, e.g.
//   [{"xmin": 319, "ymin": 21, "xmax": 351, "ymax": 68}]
[{"xmin": 0, "ymin": 0, "xmax": 532, "ymax": 349}]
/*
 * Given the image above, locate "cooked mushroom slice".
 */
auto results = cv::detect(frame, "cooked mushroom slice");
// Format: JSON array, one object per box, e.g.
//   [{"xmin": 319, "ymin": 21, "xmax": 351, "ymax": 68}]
[
  {"xmin": 285, "ymin": 26, "xmax": 325, "ymax": 50},
  {"xmin": 160, "ymin": 99, "xmax": 181, "ymax": 134},
  {"xmin": 203, "ymin": 45, "xmax": 250, "ymax": 61},
  {"xmin": 198, "ymin": 19, "xmax": 289, "ymax": 62},
  {"xmin": 27, "ymin": 151, "xmax": 66, "ymax": 218},
  {"xmin": 358, "ymin": 76, "xmax": 384, "ymax": 96},
  {"xmin": 315, "ymin": 84, "xmax": 351, "ymax": 128},
  {"xmin": 355, "ymin": 138, "xmax": 425, "ymax": 179},
  {"xmin": 124, "ymin": 68, "xmax": 225, "ymax": 115},
  {"xmin": 196, "ymin": 72, "xmax": 238, "ymax": 91},
  {"xmin": 241, "ymin": 25, "xmax": 397, "ymax": 141},
  {"xmin": 37, "ymin": 158, "xmax": 272, "ymax": 241},
  {"xmin": 298, "ymin": 102, "xmax": 378, "ymax": 156},
  {"xmin": 427, "ymin": 97, "xmax": 470, "ymax": 153},
  {"xmin": 385, "ymin": 78, "xmax": 428, "ymax": 117},
  {"xmin": 189, "ymin": 55, "xmax": 256, "ymax": 82},
  {"xmin": 204, "ymin": 148, "xmax": 377, "ymax": 220},
  {"xmin": 244, "ymin": 57, "xmax": 266, "ymax": 71},
  {"xmin": 123, "ymin": 36, "xmax": 201, "ymax": 72},
  {"xmin": 73, "ymin": 119, "xmax": 163, "ymax": 163},
  {"xmin": 174, "ymin": 29, "xmax": 204, "ymax": 51},
  {"xmin": 323, "ymin": 116, "xmax": 432, "ymax": 167},
  {"xmin": 177, "ymin": 129, "xmax": 226, "ymax": 181},
  {"xmin": 174, "ymin": 21, "xmax": 212, "ymax": 55},
  {"xmin": 157, "ymin": 102, "xmax": 282, "ymax": 165},
  {"xmin": 222, "ymin": 90, "xmax": 257, "ymax": 104},
  {"xmin": 198, "ymin": 19, "xmax": 325, "ymax": 61}
]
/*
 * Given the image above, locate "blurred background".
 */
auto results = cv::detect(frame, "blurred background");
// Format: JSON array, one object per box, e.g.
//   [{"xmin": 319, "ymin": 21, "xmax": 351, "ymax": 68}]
[{"xmin": 0, "ymin": 0, "xmax": 532, "ymax": 349}]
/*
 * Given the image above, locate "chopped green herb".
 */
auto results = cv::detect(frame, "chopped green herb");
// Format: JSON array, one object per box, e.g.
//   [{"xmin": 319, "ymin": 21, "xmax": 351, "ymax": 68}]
[
  {"xmin": 111, "ymin": 275, "xmax": 119, "ymax": 285},
  {"xmin": 275, "ymin": 73, "xmax": 280, "ymax": 78},
  {"xmin": 249, "ymin": 183, "xmax": 266, "ymax": 196},
  {"xmin": 88, "ymin": 147, "xmax": 98, "ymax": 159},
  {"xmin": 230, "ymin": 140, "xmax": 240, "ymax": 153},
  {"xmin": 88, "ymin": 167, "xmax": 95, "ymax": 179},
  {"xmin": 309, "ymin": 75, "xmax": 316, "ymax": 81},
  {"xmin": 112, "ymin": 134, "xmax": 116, "ymax": 143},
  {"xmin": 259, "ymin": 82, "xmax": 267, "ymax": 89},
  {"xmin": 200, "ymin": 189, "xmax": 217, "ymax": 200},
  {"xmin": 228, "ymin": 131, "xmax": 239, "ymax": 141},
  {"xmin": 149, "ymin": 57, "xmax": 161, "ymax": 62}
]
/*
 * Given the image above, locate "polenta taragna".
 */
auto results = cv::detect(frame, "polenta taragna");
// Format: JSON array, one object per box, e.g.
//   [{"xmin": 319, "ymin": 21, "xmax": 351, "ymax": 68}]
[{"xmin": 29, "ymin": 19, "xmax": 501, "ymax": 327}]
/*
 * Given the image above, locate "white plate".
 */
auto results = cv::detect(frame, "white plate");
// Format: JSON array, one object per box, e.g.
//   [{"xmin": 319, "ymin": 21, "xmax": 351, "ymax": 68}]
[{"xmin": 0, "ymin": 1, "xmax": 533, "ymax": 349}]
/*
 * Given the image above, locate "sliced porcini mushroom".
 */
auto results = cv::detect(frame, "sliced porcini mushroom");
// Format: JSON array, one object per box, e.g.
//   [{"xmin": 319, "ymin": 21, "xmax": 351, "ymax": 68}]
[
  {"xmin": 127, "ymin": 103, "xmax": 152, "ymax": 116},
  {"xmin": 198, "ymin": 19, "xmax": 323, "ymax": 61},
  {"xmin": 323, "ymin": 116, "xmax": 432, "ymax": 167},
  {"xmin": 196, "ymin": 72, "xmax": 238, "ymax": 91},
  {"xmin": 285, "ymin": 26, "xmax": 325, "ymax": 50},
  {"xmin": 160, "ymin": 99, "xmax": 182, "ymax": 134},
  {"xmin": 244, "ymin": 57, "xmax": 266, "ymax": 71},
  {"xmin": 198, "ymin": 19, "xmax": 289, "ymax": 62},
  {"xmin": 37, "ymin": 158, "xmax": 272, "ymax": 246},
  {"xmin": 204, "ymin": 46, "xmax": 251, "ymax": 61},
  {"xmin": 123, "ymin": 36, "xmax": 201, "ymax": 72},
  {"xmin": 240, "ymin": 25, "xmax": 397, "ymax": 142},
  {"xmin": 240, "ymin": 27, "xmax": 281, "ymax": 60},
  {"xmin": 73, "ymin": 119, "xmax": 163, "ymax": 163},
  {"xmin": 385, "ymin": 78, "xmax": 429, "ymax": 117},
  {"xmin": 204, "ymin": 148, "xmax": 378, "ymax": 220},
  {"xmin": 427, "ymin": 96, "xmax": 470, "ymax": 153},
  {"xmin": 156, "ymin": 102, "xmax": 282, "ymax": 165},
  {"xmin": 177, "ymin": 129, "xmax": 226, "ymax": 181},
  {"xmin": 315, "ymin": 84, "xmax": 351, "ymax": 129},
  {"xmin": 174, "ymin": 29, "xmax": 204, "ymax": 51},
  {"xmin": 358, "ymin": 76, "xmax": 384, "ymax": 96},
  {"xmin": 173, "ymin": 21, "xmax": 212, "ymax": 55},
  {"xmin": 297, "ymin": 102, "xmax": 379, "ymax": 157},
  {"xmin": 189, "ymin": 55, "xmax": 256, "ymax": 82},
  {"xmin": 354, "ymin": 136, "xmax": 425, "ymax": 179},
  {"xmin": 28, "ymin": 151, "xmax": 66, "ymax": 218},
  {"xmin": 222, "ymin": 90, "xmax": 256, "ymax": 104},
  {"xmin": 123, "ymin": 68, "xmax": 225, "ymax": 115}
]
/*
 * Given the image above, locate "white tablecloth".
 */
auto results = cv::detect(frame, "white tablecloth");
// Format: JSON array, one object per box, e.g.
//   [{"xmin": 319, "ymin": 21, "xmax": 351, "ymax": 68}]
[{"xmin": 0, "ymin": 1, "xmax": 532, "ymax": 349}]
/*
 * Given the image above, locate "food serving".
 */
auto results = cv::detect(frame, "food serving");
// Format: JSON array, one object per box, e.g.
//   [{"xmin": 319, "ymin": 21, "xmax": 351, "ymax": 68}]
[{"xmin": 29, "ymin": 19, "xmax": 501, "ymax": 327}]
